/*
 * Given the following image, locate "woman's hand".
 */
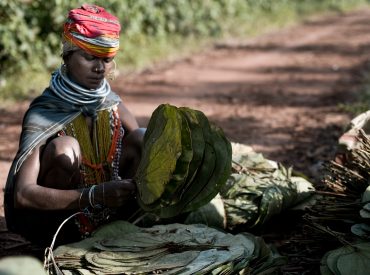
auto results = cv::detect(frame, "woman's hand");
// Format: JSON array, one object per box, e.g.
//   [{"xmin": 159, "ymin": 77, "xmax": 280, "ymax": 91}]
[{"xmin": 93, "ymin": 179, "xmax": 137, "ymax": 208}]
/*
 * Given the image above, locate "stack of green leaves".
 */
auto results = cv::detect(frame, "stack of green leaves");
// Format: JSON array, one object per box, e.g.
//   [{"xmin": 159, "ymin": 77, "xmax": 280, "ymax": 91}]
[
  {"xmin": 135, "ymin": 104, "xmax": 232, "ymax": 218},
  {"xmin": 51, "ymin": 221, "xmax": 287, "ymax": 275},
  {"xmin": 186, "ymin": 142, "xmax": 315, "ymax": 230}
]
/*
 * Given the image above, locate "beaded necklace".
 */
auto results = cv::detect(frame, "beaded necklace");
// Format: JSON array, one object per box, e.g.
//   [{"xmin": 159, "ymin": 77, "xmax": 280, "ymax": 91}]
[{"xmin": 61, "ymin": 106, "xmax": 124, "ymax": 186}]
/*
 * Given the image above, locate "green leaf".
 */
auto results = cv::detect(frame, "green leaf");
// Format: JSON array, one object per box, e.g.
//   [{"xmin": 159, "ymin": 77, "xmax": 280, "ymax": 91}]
[
  {"xmin": 160, "ymin": 110, "xmax": 193, "ymax": 206},
  {"xmin": 320, "ymin": 251, "xmax": 335, "ymax": 275},
  {"xmin": 174, "ymin": 107, "xmax": 206, "ymax": 201},
  {"xmin": 158, "ymin": 142, "xmax": 216, "ymax": 218},
  {"xmin": 183, "ymin": 120, "xmax": 232, "ymax": 213},
  {"xmin": 336, "ymin": 242, "xmax": 370, "ymax": 275},
  {"xmin": 135, "ymin": 104, "xmax": 182, "ymax": 205},
  {"xmin": 351, "ymin": 223, "xmax": 370, "ymax": 239}
]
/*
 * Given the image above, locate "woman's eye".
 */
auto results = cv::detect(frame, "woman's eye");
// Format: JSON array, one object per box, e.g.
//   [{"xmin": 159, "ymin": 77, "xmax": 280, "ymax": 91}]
[
  {"xmin": 85, "ymin": 55, "xmax": 95, "ymax": 61},
  {"xmin": 104, "ymin": 58, "xmax": 113, "ymax": 63},
  {"xmin": 81, "ymin": 52, "xmax": 95, "ymax": 61}
]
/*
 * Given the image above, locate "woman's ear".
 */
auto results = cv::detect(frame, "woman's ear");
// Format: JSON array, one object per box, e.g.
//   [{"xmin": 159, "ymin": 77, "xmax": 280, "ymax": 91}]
[{"xmin": 62, "ymin": 51, "xmax": 73, "ymax": 64}]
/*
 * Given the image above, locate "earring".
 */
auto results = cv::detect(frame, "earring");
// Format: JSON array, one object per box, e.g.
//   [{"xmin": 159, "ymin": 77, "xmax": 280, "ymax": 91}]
[
  {"xmin": 106, "ymin": 60, "xmax": 117, "ymax": 81},
  {"xmin": 61, "ymin": 63, "xmax": 67, "ymax": 75}
]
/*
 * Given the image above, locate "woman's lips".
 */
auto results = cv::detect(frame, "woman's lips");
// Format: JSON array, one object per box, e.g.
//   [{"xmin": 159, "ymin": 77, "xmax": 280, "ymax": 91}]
[{"xmin": 89, "ymin": 77, "xmax": 104, "ymax": 82}]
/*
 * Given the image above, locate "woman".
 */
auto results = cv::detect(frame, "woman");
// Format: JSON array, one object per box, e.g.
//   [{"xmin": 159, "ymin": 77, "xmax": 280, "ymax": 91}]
[{"xmin": 4, "ymin": 4, "xmax": 144, "ymax": 246}]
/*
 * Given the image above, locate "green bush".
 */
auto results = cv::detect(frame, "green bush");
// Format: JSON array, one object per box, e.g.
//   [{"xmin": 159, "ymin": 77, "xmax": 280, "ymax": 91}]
[{"xmin": 1, "ymin": 0, "xmax": 369, "ymax": 102}]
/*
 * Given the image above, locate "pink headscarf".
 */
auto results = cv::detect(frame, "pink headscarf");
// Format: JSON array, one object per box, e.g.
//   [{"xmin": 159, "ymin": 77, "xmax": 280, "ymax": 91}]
[{"xmin": 63, "ymin": 4, "xmax": 121, "ymax": 57}]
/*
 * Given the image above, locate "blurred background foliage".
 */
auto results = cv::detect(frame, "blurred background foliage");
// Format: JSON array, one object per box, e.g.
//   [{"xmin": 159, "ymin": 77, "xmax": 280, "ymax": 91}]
[{"xmin": 1, "ymin": 0, "xmax": 370, "ymax": 103}]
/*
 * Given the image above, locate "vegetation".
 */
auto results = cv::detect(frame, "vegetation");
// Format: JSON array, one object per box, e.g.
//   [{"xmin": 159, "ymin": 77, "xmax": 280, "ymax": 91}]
[{"xmin": 1, "ymin": 0, "xmax": 370, "ymax": 103}]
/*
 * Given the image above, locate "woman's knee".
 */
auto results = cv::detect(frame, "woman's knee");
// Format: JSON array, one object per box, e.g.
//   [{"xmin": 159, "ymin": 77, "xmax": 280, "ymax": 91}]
[
  {"xmin": 39, "ymin": 136, "xmax": 81, "ymax": 188},
  {"xmin": 43, "ymin": 136, "xmax": 81, "ymax": 163}
]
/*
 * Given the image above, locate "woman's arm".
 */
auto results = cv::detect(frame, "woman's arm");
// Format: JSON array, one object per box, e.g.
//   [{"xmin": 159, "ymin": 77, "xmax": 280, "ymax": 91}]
[
  {"xmin": 14, "ymin": 145, "xmax": 136, "ymax": 210},
  {"xmin": 117, "ymin": 101, "xmax": 139, "ymax": 133},
  {"xmin": 15, "ymin": 145, "xmax": 82, "ymax": 210}
]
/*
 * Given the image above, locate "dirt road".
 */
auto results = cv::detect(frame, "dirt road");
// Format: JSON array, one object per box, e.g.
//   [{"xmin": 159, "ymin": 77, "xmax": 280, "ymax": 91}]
[
  {"xmin": 1, "ymin": 7, "xmax": 370, "ymax": 269},
  {"xmin": 113, "ymin": 9, "xmax": 370, "ymax": 177}
]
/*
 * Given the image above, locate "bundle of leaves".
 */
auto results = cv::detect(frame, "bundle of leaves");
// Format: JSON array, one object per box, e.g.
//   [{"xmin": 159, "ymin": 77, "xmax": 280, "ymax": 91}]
[
  {"xmin": 50, "ymin": 221, "xmax": 287, "ymax": 275},
  {"xmin": 185, "ymin": 142, "xmax": 315, "ymax": 230},
  {"xmin": 135, "ymin": 104, "xmax": 232, "ymax": 219},
  {"xmin": 303, "ymin": 129, "xmax": 370, "ymax": 274}
]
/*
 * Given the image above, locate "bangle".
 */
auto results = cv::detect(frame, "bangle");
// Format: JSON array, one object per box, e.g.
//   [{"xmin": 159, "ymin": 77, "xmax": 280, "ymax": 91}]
[
  {"xmin": 88, "ymin": 185, "xmax": 97, "ymax": 209},
  {"xmin": 88, "ymin": 185, "xmax": 103, "ymax": 209},
  {"xmin": 79, "ymin": 188, "xmax": 85, "ymax": 210}
]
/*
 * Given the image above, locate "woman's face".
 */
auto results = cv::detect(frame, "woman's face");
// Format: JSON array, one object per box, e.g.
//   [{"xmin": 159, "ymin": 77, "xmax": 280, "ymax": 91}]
[{"xmin": 64, "ymin": 49, "xmax": 114, "ymax": 90}]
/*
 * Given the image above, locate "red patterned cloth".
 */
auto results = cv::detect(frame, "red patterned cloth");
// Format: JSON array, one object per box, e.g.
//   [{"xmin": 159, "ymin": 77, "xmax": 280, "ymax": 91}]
[{"xmin": 63, "ymin": 4, "xmax": 121, "ymax": 57}]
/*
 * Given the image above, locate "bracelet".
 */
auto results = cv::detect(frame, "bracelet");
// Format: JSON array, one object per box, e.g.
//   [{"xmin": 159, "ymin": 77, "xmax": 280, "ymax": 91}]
[
  {"xmin": 88, "ymin": 185, "xmax": 97, "ymax": 209},
  {"xmin": 79, "ymin": 188, "xmax": 85, "ymax": 210},
  {"xmin": 88, "ymin": 185, "xmax": 103, "ymax": 209}
]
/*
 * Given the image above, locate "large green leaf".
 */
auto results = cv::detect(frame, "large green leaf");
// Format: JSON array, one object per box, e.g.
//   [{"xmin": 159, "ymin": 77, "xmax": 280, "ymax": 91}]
[
  {"xmin": 135, "ymin": 104, "xmax": 182, "ymax": 205},
  {"xmin": 158, "ymin": 142, "xmax": 216, "ymax": 218},
  {"xmin": 173, "ymin": 107, "xmax": 206, "ymax": 201},
  {"xmin": 161, "ymin": 111, "xmax": 229, "ymax": 216},
  {"xmin": 184, "ymin": 123, "xmax": 232, "ymax": 213},
  {"xmin": 160, "ymin": 111, "xmax": 193, "ymax": 206}
]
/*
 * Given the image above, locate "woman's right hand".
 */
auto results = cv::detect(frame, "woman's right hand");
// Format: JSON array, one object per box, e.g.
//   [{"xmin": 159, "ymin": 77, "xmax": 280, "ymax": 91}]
[{"xmin": 94, "ymin": 179, "xmax": 137, "ymax": 208}]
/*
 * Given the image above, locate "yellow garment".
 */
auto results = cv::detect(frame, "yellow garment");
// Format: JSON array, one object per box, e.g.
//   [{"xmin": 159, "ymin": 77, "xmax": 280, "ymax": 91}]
[{"xmin": 63, "ymin": 109, "xmax": 119, "ymax": 186}]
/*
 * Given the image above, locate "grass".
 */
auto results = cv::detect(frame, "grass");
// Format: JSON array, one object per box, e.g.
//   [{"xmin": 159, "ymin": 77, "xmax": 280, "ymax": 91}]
[
  {"xmin": 339, "ymin": 74, "xmax": 370, "ymax": 115},
  {"xmin": 115, "ymin": 1, "xmax": 370, "ymax": 72}
]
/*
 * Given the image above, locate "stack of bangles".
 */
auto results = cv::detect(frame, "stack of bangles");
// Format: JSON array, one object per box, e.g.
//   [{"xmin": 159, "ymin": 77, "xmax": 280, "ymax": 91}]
[{"xmin": 79, "ymin": 185, "xmax": 104, "ymax": 210}]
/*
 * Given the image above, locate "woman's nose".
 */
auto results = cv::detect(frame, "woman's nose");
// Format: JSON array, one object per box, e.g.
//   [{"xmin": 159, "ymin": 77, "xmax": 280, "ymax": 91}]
[{"xmin": 94, "ymin": 60, "xmax": 105, "ymax": 73}]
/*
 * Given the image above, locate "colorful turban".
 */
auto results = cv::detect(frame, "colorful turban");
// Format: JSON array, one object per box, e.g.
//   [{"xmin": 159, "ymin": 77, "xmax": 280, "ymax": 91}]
[{"xmin": 63, "ymin": 4, "xmax": 121, "ymax": 58}]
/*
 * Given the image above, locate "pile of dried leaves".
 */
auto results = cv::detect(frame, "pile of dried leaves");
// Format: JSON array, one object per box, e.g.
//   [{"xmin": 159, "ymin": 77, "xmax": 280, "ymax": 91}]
[
  {"xmin": 185, "ymin": 142, "xmax": 315, "ymax": 231},
  {"xmin": 49, "ymin": 221, "xmax": 286, "ymax": 275}
]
